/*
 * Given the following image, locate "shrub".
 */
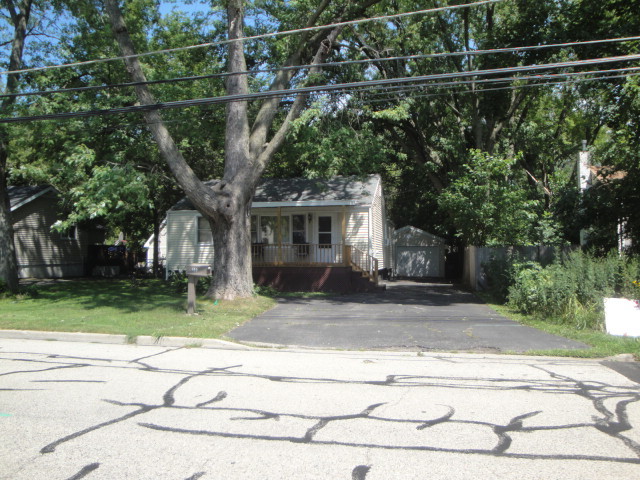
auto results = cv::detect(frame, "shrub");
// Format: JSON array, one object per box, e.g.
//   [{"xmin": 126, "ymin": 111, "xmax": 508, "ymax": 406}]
[
  {"xmin": 481, "ymin": 253, "xmax": 540, "ymax": 303},
  {"xmin": 506, "ymin": 250, "xmax": 638, "ymax": 330},
  {"xmin": 0, "ymin": 280, "xmax": 39, "ymax": 299},
  {"xmin": 167, "ymin": 271, "xmax": 212, "ymax": 295},
  {"xmin": 253, "ymin": 284, "xmax": 279, "ymax": 297}
]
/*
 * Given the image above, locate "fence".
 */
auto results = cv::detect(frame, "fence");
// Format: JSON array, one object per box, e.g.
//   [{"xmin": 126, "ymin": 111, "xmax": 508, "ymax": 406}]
[{"xmin": 462, "ymin": 245, "xmax": 575, "ymax": 291}]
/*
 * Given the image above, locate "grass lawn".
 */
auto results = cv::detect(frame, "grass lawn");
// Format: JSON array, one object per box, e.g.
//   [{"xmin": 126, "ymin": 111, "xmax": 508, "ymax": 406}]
[
  {"xmin": 487, "ymin": 301, "xmax": 640, "ymax": 360},
  {"xmin": 0, "ymin": 278, "xmax": 276, "ymax": 340}
]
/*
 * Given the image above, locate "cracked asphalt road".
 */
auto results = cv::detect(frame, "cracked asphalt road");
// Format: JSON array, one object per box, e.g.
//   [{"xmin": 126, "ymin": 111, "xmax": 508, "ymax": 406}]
[{"xmin": 1, "ymin": 338, "xmax": 639, "ymax": 479}]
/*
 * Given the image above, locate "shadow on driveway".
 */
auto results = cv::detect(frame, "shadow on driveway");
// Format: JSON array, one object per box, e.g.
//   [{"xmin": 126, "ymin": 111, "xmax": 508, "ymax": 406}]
[{"xmin": 229, "ymin": 280, "xmax": 589, "ymax": 352}]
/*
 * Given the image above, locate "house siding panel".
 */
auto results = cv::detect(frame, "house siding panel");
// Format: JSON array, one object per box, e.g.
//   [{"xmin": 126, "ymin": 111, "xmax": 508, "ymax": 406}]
[
  {"xmin": 12, "ymin": 192, "xmax": 87, "ymax": 278},
  {"xmin": 166, "ymin": 211, "xmax": 199, "ymax": 273},
  {"xmin": 345, "ymin": 209, "xmax": 369, "ymax": 252},
  {"xmin": 370, "ymin": 180, "xmax": 388, "ymax": 268}
]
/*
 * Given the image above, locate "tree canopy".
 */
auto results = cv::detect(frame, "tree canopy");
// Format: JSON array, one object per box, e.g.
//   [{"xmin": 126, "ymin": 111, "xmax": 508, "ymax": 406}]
[{"xmin": 1, "ymin": 0, "xmax": 638, "ymax": 293}]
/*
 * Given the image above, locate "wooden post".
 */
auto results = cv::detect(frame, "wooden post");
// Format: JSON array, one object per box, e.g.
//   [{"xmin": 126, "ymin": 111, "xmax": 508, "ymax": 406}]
[
  {"xmin": 373, "ymin": 258, "xmax": 379, "ymax": 285},
  {"xmin": 187, "ymin": 275, "xmax": 197, "ymax": 314},
  {"xmin": 343, "ymin": 244, "xmax": 352, "ymax": 267}
]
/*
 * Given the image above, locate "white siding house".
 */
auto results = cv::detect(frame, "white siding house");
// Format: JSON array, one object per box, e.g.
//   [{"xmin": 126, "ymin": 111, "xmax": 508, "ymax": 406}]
[{"xmin": 165, "ymin": 175, "xmax": 390, "ymax": 280}]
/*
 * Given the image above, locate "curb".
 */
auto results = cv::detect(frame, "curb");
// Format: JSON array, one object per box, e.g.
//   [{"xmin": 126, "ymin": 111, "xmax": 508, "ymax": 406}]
[{"xmin": 0, "ymin": 330, "xmax": 251, "ymax": 350}]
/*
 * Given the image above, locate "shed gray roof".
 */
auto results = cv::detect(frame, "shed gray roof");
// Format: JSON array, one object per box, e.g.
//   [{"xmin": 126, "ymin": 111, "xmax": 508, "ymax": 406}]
[
  {"xmin": 171, "ymin": 175, "xmax": 381, "ymax": 210},
  {"xmin": 8, "ymin": 185, "xmax": 54, "ymax": 211}
]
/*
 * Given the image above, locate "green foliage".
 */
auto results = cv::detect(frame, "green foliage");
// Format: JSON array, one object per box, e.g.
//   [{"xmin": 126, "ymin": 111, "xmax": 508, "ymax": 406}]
[
  {"xmin": 253, "ymin": 284, "xmax": 279, "ymax": 297},
  {"xmin": 506, "ymin": 251, "xmax": 640, "ymax": 330},
  {"xmin": 0, "ymin": 279, "xmax": 39, "ymax": 299},
  {"xmin": 438, "ymin": 150, "xmax": 550, "ymax": 245},
  {"xmin": 167, "ymin": 271, "xmax": 212, "ymax": 295}
]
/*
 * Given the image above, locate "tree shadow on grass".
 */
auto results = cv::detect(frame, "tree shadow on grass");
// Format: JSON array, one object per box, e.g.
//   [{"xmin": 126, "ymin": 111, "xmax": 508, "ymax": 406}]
[{"xmin": 35, "ymin": 278, "xmax": 185, "ymax": 314}]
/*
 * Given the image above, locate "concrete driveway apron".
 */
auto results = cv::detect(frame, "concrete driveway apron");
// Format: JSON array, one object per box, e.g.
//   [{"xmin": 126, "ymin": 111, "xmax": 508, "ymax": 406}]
[{"xmin": 229, "ymin": 281, "xmax": 588, "ymax": 352}]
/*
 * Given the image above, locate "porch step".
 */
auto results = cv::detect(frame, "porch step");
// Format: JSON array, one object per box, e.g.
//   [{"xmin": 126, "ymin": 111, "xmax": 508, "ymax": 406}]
[{"xmin": 349, "ymin": 268, "xmax": 381, "ymax": 292}]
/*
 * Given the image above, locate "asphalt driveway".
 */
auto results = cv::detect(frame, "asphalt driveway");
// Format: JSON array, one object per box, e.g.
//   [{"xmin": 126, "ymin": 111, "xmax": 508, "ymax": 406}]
[{"xmin": 229, "ymin": 280, "xmax": 589, "ymax": 352}]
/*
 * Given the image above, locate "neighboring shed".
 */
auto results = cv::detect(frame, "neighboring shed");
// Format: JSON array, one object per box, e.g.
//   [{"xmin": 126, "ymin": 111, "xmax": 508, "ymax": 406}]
[
  {"xmin": 393, "ymin": 226, "xmax": 446, "ymax": 278},
  {"xmin": 9, "ymin": 185, "xmax": 104, "ymax": 278}
]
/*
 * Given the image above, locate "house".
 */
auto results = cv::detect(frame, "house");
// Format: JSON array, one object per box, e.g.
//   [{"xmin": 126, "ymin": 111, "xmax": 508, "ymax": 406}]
[
  {"xmin": 393, "ymin": 226, "xmax": 446, "ymax": 278},
  {"xmin": 578, "ymin": 144, "xmax": 632, "ymax": 253},
  {"xmin": 165, "ymin": 175, "xmax": 393, "ymax": 292},
  {"xmin": 9, "ymin": 185, "xmax": 104, "ymax": 278}
]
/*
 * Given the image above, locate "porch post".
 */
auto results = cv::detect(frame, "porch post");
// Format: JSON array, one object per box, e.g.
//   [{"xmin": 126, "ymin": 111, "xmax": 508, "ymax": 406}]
[
  {"xmin": 277, "ymin": 207, "xmax": 282, "ymax": 264},
  {"xmin": 342, "ymin": 206, "xmax": 347, "ymax": 264},
  {"xmin": 344, "ymin": 245, "xmax": 352, "ymax": 267}
]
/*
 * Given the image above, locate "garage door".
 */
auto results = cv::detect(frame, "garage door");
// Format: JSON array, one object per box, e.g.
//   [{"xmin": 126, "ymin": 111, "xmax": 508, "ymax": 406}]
[{"xmin": 396, "ymin": 246, "xmax": 443, "ymax": 278}]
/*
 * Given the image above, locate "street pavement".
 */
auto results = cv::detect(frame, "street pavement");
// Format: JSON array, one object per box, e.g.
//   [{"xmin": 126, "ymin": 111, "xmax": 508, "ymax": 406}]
[
  {"xmin": 230, "ymin": 281, "xmax": 589, "ymax": 352},
  {"xmin": 1, "ymin": 338, "xmax": 639, "ymax": 479}
]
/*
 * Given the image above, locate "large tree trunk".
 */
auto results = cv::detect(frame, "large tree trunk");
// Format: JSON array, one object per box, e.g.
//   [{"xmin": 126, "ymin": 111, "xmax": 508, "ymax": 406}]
[
  {"xmin": 209, "ymin": 204, "xmax": 253, "ymax": 299},
  {"xmin": 0, "ymin": 165, "xmax": 18, "ymax": 292},
  {"xmin": 0, "ymin": 0, "xmax": 32, "ymax": 293},
  {"xmin": 106, "ymin": 0, "xmax": 372, "ymax": 299}
]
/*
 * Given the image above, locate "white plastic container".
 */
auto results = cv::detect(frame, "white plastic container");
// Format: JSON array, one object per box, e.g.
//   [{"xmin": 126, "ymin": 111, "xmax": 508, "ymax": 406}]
[{"xmin": 604, "ymin": 297, "xmax": 640, "ymax": 337}]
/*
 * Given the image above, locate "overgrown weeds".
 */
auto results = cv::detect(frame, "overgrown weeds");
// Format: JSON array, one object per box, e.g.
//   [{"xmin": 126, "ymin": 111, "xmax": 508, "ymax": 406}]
[{"xmin": 483, "ymin": 250, "xmax": 639, "ymax": 331}]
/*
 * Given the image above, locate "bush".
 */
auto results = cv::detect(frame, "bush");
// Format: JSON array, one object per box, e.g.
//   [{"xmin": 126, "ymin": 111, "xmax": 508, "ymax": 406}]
[
  {"xmin": 0, "ymin": 279, "xmax": 39, "ymax": 299},
  {"xmin": 506, "ymin": 250, "xmax": 639, "ymax": 330},
  {"xmin": 253, "ymin": 284, "xmax": 279, "ymax": 297},
  {"xmin": 481, "ymin": 253, "xmax": 540, "ymax": 303},
  {"xmin": 167, "ymin": 271, "xmax": 212, "ymax": 295}
]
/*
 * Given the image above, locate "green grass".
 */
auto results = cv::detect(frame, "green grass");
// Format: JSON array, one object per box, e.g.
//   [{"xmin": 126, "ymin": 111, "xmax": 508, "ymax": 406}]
[
  {"xmin": 485, "ymin": 300, "xmax": 640, "ymax": 359},
  {"xmin": 0, "ymin": 279, "xmax": 277, "ymax": 339}
]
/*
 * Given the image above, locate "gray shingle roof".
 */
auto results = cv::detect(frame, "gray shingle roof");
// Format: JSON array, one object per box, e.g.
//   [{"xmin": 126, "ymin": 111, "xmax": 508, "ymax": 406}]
[
  {"xmin": 171, "ymin": 175, "xmax": 381, "ymax": 210},
  {"xmin": 8, "ymin": 185, "xmax": 53, "ymax": 211}
]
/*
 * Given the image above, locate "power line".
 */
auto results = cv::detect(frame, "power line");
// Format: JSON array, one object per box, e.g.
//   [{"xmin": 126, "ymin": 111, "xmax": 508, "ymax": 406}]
[
  {"xmin": 4, "ymin": 34, "xmax": 640, "ymax": 100},
  {"xmin": 356, "ymin": 70, "xmax": 640, "ymax": 105},
  {"xmin": 0, "ymin": 0, "xmax": 505, "ymax": 77},
  {"xmin": 3, "ymin": 52, "xmax": 638, "ymax": 124},
  {"xmin": 58, "ymin": 71, "xmax": 640, "ymax": 132},
  {"xmin": 353, "ymin": 65, "xmax": 640, "ymax": 99}
]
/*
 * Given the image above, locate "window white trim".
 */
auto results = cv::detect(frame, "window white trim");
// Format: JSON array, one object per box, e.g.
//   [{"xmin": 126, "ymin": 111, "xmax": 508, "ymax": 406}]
[{"xmin": 197, "ymin": 216, "xmax": 213, "ymax": 245}]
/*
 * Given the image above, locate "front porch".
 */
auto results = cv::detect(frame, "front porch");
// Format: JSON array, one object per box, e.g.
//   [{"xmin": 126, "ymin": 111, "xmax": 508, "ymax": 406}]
[{"xmin": 251, "ymin": 242, "xmax": 380, "ymax": 288}]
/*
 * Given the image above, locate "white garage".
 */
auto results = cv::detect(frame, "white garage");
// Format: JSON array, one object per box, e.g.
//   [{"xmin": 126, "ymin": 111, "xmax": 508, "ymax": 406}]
[{"xmin": 393, "ymin": 226, "xmax": 446, "ymax": 278}]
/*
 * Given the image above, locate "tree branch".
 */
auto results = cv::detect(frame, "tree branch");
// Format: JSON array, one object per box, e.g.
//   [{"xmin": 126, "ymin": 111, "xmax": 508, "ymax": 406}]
[{"xmin": 103, "ymin": 0, "xmax": 222, "ymax": 217}]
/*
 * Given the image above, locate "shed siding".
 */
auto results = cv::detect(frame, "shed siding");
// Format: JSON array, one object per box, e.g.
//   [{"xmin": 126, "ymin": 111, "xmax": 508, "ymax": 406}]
[
  {"xmin": 166, "ymin": 211, "xmax": 200, "ymax": 272},
  {"xmin": 12, "ymin": 192, "xmax": 87, "ymax": 278}
]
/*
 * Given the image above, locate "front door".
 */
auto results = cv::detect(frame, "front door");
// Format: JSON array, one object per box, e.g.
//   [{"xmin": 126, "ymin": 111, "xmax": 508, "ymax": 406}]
[{"xmin": 316, "ymin": 214, "xmax": 338, "ymax": 262}]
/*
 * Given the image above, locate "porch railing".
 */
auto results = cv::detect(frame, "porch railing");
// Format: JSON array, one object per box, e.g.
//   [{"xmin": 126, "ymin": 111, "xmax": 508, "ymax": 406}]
[
  {"xmin": 251, "ymin": 242, "xmax": 378, "ymax": 285},
  {"xmin": 251, "ymin": 242, "xmax": 343, "ymax": 266},
  {"xmin": 349, "ymin": 245, "xmax": 379, "ymax": 285}
]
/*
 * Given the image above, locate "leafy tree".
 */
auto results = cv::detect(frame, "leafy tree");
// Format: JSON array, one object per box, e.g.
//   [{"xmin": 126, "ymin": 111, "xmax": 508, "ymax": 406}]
[
  {"xmin": 438, "ymin": 150, "xmax": 556, "ymax": 246},
  {"xmin": 104, "ymin": 0, "xmax": 383, "ymax": 299},
  {"xmin": 9, "ymin": 0, "xmax": 226, "ymax": 276}
]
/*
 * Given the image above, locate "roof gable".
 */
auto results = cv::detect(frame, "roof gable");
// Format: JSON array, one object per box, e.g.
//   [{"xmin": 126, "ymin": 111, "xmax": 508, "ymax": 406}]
[
  {"xmin": 8, "ymin": 185, "xmax": 55, "ymax": 212},
  {"xmin": 394, "ymin": 226, "xmax": 445, "ymax": 246}
]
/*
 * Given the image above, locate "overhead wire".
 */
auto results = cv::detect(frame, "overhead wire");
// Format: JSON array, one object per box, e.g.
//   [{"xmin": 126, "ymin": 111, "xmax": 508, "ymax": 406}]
[
  {"xmin": 0, "ymin": 0, "xmax": 505, "ymax": 77},
  {"xmin": 356, "ymin": 71, "xmax": 640, "ymax": 105},
  {"xmin": 2, "ymin": 51, "xmax": 638, "ymax": 124},
  {"xmin": 3, "ymin": 34, "xmax": 640, "ymax": 100},
  {"xmin": 349, "ymin": 65, "xmax": 640, "ymax": 99}
]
